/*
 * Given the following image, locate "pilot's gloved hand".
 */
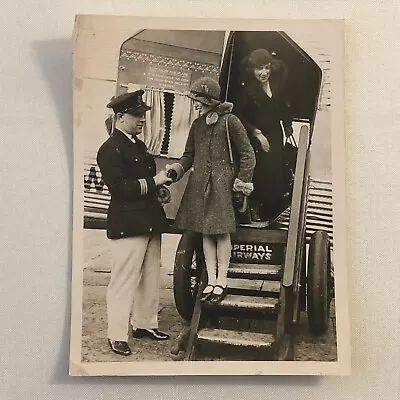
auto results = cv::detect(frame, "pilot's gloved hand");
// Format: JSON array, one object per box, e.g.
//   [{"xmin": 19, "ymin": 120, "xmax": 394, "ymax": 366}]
[{"xmin": 165, "ymin": 163, "xmax": 185, "ymax": 182}]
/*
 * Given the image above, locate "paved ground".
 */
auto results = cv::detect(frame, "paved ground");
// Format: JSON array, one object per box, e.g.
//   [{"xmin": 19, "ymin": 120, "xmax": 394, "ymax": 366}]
[{"xmin": 81, "ymin": 229, "xmax": 337, "ymax": 362}]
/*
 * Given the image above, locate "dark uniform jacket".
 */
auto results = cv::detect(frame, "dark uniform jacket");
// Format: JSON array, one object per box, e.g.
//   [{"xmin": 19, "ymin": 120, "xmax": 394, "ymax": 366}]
[{"xmin": 97, "ymin": 129, "xmax": 168, "ymax": 239}]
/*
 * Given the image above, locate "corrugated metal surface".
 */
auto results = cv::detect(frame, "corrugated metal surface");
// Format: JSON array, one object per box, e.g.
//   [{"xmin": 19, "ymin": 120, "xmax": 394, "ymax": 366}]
[
  {"xmin": 276, "ymin": 179, "xmax": 333, "ymax": 245},
  {"xmin": 84, "ymin": 151, "xmax": 109, "ymax": 220}
]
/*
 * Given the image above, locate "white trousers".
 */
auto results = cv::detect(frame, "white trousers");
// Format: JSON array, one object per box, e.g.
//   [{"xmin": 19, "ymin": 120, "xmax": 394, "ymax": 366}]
[{"xmin": 107, "ymin": 233, "xmax": 161, "ymax": 341}]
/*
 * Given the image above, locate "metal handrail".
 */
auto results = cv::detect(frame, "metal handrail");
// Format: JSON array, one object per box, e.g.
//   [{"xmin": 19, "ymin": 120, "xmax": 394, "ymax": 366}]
[
  {"xmin": 282, "ymin": 125, "xmax": 310, "ymax": 288},
  {"xmin": 274, "ymin": 125, "xmax": 309, "ymax": 354},
  {"xmin": 291, "ymin": 156, "xmax": 310, "ymax": 325}
]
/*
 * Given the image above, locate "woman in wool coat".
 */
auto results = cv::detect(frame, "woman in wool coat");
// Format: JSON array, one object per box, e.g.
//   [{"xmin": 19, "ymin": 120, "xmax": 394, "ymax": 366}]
[
  {"xmin": 234, "ymin": 49, "xmax": 293, "ymax": 221},
  {"xmin": 167, "ymin": 77, "xmax": 256, "ymax": 304}
]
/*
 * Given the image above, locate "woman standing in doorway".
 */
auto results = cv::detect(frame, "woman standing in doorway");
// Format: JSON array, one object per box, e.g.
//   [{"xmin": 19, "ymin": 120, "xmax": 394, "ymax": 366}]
[{"xmin": 235, "ymin": 49, "xmax": 293, "ymax": 221}]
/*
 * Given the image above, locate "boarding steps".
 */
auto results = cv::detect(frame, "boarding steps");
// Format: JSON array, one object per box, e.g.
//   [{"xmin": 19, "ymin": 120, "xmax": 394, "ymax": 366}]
[{"xmin": 184, "ymin": 226, "xmax": 293, "ymax": 361}]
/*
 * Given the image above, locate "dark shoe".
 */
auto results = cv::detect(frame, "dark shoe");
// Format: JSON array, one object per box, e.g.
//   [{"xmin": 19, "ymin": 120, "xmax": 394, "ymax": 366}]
[
  {"xmin": 132, "ymin": 328, "xmax": 169, "ymax": 340},
  {"xmin": 108, "ymin": 339, "xmax": 132, "ymax": 356},
  {"xmin": 208, "ymin": 285, "xmax": 228, "ymax": 304},
  {"xmin": 200, "ymin": 284, "xmax": 214, "ymax": 301}
]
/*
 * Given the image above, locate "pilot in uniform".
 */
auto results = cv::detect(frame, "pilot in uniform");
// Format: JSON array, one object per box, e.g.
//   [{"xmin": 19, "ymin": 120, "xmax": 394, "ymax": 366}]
[{"xmin": 97, "ymin": 90, "xmax": 172, "ymax": 356}]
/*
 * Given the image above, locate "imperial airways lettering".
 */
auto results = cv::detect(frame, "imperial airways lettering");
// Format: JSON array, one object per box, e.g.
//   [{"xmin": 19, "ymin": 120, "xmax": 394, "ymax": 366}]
[{"xmin": 231, "ymin": 244, "xmax": 272, "ymax": 261}]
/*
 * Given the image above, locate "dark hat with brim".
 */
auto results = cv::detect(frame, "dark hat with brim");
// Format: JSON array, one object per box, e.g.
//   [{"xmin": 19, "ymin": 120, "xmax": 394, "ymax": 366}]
[{"xmin": 107, "ymin": 90, "xmax": 151, "ymax": 115}]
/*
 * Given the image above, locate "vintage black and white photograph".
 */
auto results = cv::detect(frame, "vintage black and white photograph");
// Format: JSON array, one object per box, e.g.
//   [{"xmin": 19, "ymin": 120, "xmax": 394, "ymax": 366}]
[{"xmin": 70, "ymin": 16, "xmax": 349, "ymax": 376}]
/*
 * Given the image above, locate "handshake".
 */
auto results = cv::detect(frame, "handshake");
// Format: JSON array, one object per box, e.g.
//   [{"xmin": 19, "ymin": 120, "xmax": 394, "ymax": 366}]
[
  {"xmin": 153, "ymin": 163, "xmax": 184, "ymax": 187},
  {"xmin": 154, "ymin": 163, "xmax": 184, "ymax": 206}
]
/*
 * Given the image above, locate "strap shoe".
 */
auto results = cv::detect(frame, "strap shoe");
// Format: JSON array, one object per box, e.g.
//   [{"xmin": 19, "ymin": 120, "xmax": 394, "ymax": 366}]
[
  {"xmin": 200, "ymin": 284, "xmax": 214, "ymax": 301},
  {"xmin": 208, "ymin": 285, "xmax": 228, "ymax": 304}
]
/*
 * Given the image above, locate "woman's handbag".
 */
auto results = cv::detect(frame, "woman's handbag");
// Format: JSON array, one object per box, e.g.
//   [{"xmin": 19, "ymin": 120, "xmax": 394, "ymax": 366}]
[{"xmin": 282, "ymin": 134, "xmax": 298, "ymax": 198}]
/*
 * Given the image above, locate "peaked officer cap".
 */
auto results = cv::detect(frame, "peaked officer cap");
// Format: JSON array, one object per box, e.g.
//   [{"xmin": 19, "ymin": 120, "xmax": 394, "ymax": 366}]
[{"xmin": 107, "ymin": 90, "xmax": 151, "ymax": 115}]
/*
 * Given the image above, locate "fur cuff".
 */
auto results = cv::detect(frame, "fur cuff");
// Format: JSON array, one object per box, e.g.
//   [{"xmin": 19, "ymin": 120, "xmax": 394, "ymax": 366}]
[{"xmin": 233, "ymin": 178, "xmax": 254, "ymax": 196}]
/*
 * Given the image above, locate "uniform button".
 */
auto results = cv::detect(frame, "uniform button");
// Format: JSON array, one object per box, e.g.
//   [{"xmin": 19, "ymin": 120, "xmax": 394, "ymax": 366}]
[
  {"xmin": 120, "ymin": 231, "xmax": 124, "ymax": 236},
  {"xmin": 149, "ymin": 227, "xmax": 153, "ymax": 232},
  {"xmin": 134, "ymin": 158, "xmax": 138, "ymax": 162}
]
